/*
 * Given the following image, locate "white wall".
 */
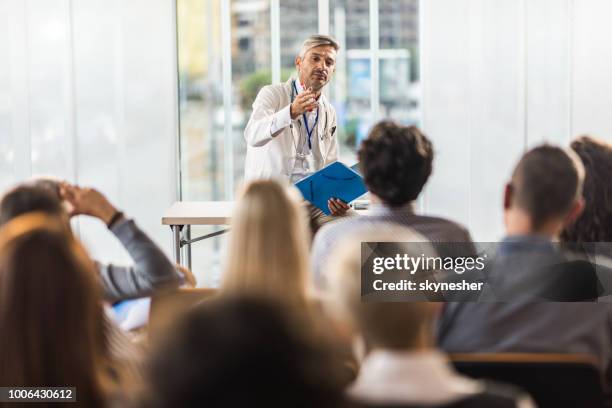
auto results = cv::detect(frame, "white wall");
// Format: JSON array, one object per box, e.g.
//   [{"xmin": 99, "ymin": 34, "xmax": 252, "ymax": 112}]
[
  {"xmin": 0, "ymin": 0, "xmax": 178, "ymax": 261},
  {"xmin": 421, "ymin": 0, "xmax": 612, "ymax": 241}
]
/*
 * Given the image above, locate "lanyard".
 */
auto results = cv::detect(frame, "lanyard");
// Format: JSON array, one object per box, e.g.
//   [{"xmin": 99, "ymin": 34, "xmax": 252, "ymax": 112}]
[{"xmin": 292, "ymin": 80, "xmax": 319, "ymax": 150}]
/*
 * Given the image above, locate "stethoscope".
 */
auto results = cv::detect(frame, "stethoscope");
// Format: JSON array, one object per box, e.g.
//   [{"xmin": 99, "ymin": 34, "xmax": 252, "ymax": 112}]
[
  {"xmin": 290, "ymin": 79, "xmax": 327, "ymax": 153},
  {"xmin": 289, "ymin": 79, "xmax": 329, "ymax": 156}
]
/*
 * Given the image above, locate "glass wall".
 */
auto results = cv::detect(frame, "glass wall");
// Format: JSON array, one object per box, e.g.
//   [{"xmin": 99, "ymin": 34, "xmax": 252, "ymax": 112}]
[
  {"xmin": 329, "ymin": 0, "xmax": 372, "ymax": 162},
  {"xmin": 178, "ymin": 0, "xmax": 420, "ymax": 200},
  {"xmin": 176, "ymin": 0, "xmax": 420, "ymax": 283}
]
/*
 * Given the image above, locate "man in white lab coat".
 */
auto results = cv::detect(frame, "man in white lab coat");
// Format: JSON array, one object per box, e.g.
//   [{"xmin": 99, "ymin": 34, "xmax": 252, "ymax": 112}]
[{"xmin": 244, "ymin": 35, "xmax": 349, "ymax": 224}]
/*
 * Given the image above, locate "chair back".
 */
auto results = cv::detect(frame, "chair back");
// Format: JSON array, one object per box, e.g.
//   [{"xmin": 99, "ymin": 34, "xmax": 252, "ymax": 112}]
[
  {"xmin": 149, "ymin": 288, "xmax": 217, "ymax": 343},
  {"xmin": 450, "ymin": 352, "xmax": 606, "ymax": 408}
]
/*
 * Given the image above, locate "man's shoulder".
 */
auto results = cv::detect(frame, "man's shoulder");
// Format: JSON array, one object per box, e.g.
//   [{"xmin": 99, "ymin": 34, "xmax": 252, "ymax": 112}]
[
  {"xmin": 316, "ymin": 213, "xmax": 471, "ymax": 241},
  {"xmin": 254, "ymin": 81, "xmax": 291, "ymax": 100},
  {"xmin": 354, "ymin": 211, "xmax": 472, "ymax": 242},
  {"xmin": 314, "ymin": 216, "xmax": 417, "ymax": 251},
  {"xmin": 258, "ymin": 82, "xmax": 286, "ymax": 96},
  {"xmin": 314, "ymin": 216, "xmax": 361, "ymax": 246},
  {"xmin": 405, "ymin": 214, "xmax": 472, "ymax": 241}
]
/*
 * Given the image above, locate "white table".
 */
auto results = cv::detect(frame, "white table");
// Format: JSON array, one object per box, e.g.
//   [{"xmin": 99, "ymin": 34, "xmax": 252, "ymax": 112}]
[
  {"xmin": 163, "ymin": 200, "xmax": 369, "ymax": 267},
  {"xmin": 162, "ymin": 201, "xmax": 234, "ymax": 267}
]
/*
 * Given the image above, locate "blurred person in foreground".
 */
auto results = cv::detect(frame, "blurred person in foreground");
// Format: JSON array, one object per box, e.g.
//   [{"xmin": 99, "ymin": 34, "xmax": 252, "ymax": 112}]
[
  {"xmin": 559, "ymin": 136, "xmax": 612, "ymax": 299},
  {"xmin": 0, "ymin": 179, "xmax": 194, "ymax": 303},
  {"xmin": 0, "ymin": 181, "xmax": 190, "ymax": 400},
  {"xmin": 0, "ymin": 213, "xmax": 124, "ymax": 407},
  {"xmin": 561, "ymin": 136, "xmax": 612, "ymax": 246},
  {"xmin": 438, "ymin": 145, "xmax": 612, "ymax": 388},
  {"xmin": 325, "ymin": 232, "xmax": 535, "ymax": 408},
  {"xmin": 142, "ymin": 296, "xmax": 347, "ymax": 408},
  {"xmin": 312, "ymin": 120, "xmax": 474, "ymax": 289}
]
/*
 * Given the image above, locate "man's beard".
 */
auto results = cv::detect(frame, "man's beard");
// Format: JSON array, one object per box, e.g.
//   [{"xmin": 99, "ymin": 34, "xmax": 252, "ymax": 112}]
[{"xmin": 300, "ymin": 72, "xmax": 327, "ymax": 91}]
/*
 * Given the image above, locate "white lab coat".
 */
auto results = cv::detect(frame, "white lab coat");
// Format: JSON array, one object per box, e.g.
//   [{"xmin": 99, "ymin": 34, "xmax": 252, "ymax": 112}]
[{"xmin": 243, "ymin": 78, "xmax": 339, "ymax": 181}]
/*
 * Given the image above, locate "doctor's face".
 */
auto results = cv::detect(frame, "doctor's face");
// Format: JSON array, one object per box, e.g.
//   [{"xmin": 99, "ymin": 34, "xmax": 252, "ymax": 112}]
[{"xmin": 296, "ymin": 45, "xmax": 337, "ymax": 92}]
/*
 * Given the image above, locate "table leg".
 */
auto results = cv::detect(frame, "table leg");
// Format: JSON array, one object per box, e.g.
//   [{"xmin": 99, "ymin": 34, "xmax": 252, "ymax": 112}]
[
  {"xmin": 185, "ymin": 225, "xmax": 192, "ymax": 270},
  {"xmin": 171, "ymin": 225, "xmax": 182, "ymax": 265}
]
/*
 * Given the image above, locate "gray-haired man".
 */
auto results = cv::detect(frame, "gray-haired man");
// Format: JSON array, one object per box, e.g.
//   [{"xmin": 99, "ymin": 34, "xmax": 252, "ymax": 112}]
[{"xmin": 244, "ymin": 35, "xmax": 349, "ymax": 221}]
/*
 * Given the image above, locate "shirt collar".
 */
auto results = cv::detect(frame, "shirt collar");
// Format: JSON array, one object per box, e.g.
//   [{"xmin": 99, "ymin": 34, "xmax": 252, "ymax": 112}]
[
  {"xmin": 498, "ymin": 234, "xmax": 557, "ymax": 257},
  {"xmin": 348, "ymin": 349, "xmax": 482, "ymax": 405},
  {"xmin": 368, "ymin": 201, "xmax": 415, "ymax": 217}
]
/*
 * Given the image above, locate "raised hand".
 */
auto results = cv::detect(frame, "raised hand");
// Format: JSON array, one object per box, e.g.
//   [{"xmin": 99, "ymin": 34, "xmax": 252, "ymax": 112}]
[
  {"xmin": 59, "ymin": 183, "xmax": 118, "ymax": 224},
  {"xmin": 290, "ymin": 88, "xmax": 320, "ymax": 119}
]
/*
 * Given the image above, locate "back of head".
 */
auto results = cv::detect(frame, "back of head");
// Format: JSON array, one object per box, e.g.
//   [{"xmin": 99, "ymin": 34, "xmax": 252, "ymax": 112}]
[
  {"xmin": 327, "ymin": 229, "xmax": 439, "ymax": 350},
  {"xmin": 359, "ymin": 121, "xmax": 433, "ymax": 207},
  {"xmin": 223, "ymin": 180, "xmax": 311, "ymax": 306},
  {"xmin": 562, "ymin": 136, "xmax": 612, "ymax": 243},
  {"xmin": 509, "ymin": 144, "xmax": 584, "ymax": 230},
  {"xmin": 0, "ymin": 184, "xmax": 64, "ymax": 225},
  {"xmin": 0, "ymin": 213, "xmax": 105, "ymax": 407},
  {"xmin": 27, "ymin": 177, "xmax": 62, "ymax": 199},
  {"xmin": 145, "ymin": 296, "xmax": 344, "ymax": 408}
]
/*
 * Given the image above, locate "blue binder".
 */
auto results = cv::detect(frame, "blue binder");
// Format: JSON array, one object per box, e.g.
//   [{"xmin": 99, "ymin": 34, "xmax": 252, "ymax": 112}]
[{"xmin": 295, "ymin": 161, "xmax": 367, "ymax": 215}]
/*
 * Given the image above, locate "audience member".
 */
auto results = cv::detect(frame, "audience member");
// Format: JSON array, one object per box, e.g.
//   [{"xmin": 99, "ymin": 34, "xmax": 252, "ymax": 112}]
[
  {"xmin": 0, "ymin": 179, "xmax": 192, "ymax": 302},
  {"xmin": 326, "ymin": 233, "xmax": 534, "ymax": 408},
  {"xmin": 0, "ymin": 213, "xmax": 107, "ymax": 407},
  {"xmin": 561, "ymin": 136, "xmax": 612, "ymax": 244},
  {"xmin": 142, "ymin": 296, "xmax": 346, "ymax": 408},
  {"xmin": 312, "ymin": 120, "xmax": 474, "ymax": 289},
  {"xmin": 438, "ymin": 145, "xmax": 612, "ymax": 386},
  {"xmin": 221, "ymin": 179, "xmax": 359, "ymax": 384},
  {"xmin": 222, "ymin": 179, "xmax": 311, "ymax": 307}
]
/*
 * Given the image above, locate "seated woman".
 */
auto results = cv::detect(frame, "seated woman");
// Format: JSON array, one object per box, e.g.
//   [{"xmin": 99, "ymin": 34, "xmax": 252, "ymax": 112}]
[
  {"xmin": 221, "ymin": 179, "xmax": 357, "ymax": 383},
  {"xmin": 0, "ymin": 179, "xmax": 191, "ymax": 303},
  {"xmin": 0, "ymin": 213, "xmax": 108, "ymax": 407},
  {"xmin": 221, "ymin": 179, "xmax": 312, "ymax": 308},
  {"xmin": 562, "ymin": 136, "xmax": 612, "ymax": 246},
  {"xmin": 561, "ymin": 136, "xmax": 612, "ymax": 300}
]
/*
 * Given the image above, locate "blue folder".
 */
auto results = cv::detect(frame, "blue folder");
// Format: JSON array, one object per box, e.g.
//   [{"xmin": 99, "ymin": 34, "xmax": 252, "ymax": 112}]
[{"xmin": 295, "ymin": 161, "xmax": 367, "ymax": 215}]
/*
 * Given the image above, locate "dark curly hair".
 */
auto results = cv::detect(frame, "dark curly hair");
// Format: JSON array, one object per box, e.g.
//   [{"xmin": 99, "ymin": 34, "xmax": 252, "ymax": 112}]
[
  {"xmin": 561, "ymin": 136, "xmax": 612, "ymax": 243},
  {"xmin": 358, "ymin": 121, "xmax": 433, "ymax": 207}
]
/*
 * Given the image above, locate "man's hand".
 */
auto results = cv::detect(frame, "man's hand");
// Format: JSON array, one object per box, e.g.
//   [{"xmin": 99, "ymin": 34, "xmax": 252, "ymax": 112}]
[
  {"xmin": 328, "ymin": 198, "xmax": 350, "ymax": 216},
  {"xmin": 176, "ymin": 264, "xmax": 197, "ymax": 287},
  {"xmin": 59, "ymin": 183, "xmax": 118, "ymax": 224},
  {"xmin": 290, "ymin": 88, "xmax": 320, "ymax": 119}
]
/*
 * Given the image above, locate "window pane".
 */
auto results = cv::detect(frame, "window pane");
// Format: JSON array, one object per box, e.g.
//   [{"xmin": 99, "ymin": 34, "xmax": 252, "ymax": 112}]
[
  {"xmin": 178, "ymin": 0, "xmax": 224, "ymax": 201},
  {"xmin": 177, "ymin": 0, "xmax": 226, "ymax": 284},
  {"xmin": 280, "ymin": 0, "xmax": 318, "ymax": 74},
  {"xmin": 379, "ymin": 0, "xmax": 420, "ymax": 125},
  {"xmin": 232, "ymin": 0, "xmax": 271, "ymax": 186},
  {"xmin": 331, "ymin": 0, "xmax": 370, "ymax": 50},
  {"xmin": 330, "ymin": 0, "xmax": 371, "ymax": 162},
  {"xmin": 177, "ymin": 0, "xmax": 273, "ymax": 285}
]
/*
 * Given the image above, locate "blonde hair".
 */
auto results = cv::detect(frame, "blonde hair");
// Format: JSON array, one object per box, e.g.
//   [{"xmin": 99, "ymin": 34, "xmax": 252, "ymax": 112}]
[
  {"xmin": 222, "ymin": 180, "xmax": 311, "ymax": 307},
  {"xmin": 298, "ymin": 34, "xmax": 340, "ymax": 59},
  {"xmin": 326, "ymin": 228, "xmax": 440, "ymax": 350}
]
